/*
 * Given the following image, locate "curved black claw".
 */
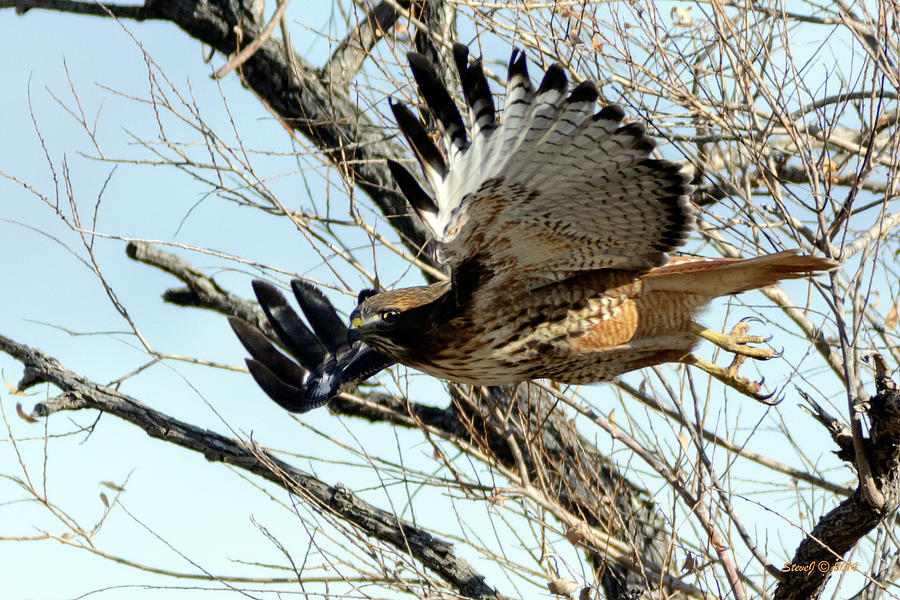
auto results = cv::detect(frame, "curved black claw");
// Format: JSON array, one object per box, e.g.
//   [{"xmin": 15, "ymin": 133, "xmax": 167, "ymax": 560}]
[
  {"xmin": 752, "ymin": 379, "xmax": 784, "ymax": 406},
  {"xmin": 771, "ymin": 346, "xmax": 785, "ymax": 360},
  {"xmin": 738, "ymin": 316, "xmax": 774, "ymax": 343},
  {"xmin": 230, "ymin": 280, "xmax": 394, "ymax": 413}
]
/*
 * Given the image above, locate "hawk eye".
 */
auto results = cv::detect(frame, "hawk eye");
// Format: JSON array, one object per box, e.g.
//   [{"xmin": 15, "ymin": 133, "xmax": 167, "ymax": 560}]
[
  {"xmin": 358, "ymin": 288, "xmax": 377, "ymax": 305},
  {"xmin": 380, "ymin": 309, "xmax": 401, "ymax": 323}
]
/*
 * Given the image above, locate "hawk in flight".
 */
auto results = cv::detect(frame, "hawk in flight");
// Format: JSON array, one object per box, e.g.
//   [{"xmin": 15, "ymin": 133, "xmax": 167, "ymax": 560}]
[{"xmin": 230, "ymin": 43, "xmax": 836, "ymax": 413}]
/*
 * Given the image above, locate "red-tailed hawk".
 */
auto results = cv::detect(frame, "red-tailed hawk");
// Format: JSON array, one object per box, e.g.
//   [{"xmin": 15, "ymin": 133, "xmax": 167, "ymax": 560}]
[{"xmin": 230, "ymin": 43, "xmax": 836, "ymax": 413}]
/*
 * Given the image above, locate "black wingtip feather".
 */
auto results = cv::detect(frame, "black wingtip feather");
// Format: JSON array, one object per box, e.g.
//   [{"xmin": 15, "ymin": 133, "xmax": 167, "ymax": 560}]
[
  {"xmin": 290, "ymin": 280, "xmax": 348, "ymax": 355},
  {"xmin": 615, "ymin": 122, "xmax": 656, "ymax": 153},
  {"xmin": 567, "ymin": 80, "xmax": 599, "ymax": 104},
  {"xmin": 537, "ymin": 63, "xmax": 567, "ymax": 94},
  {"xmin": 642, "ymin": 158, "xmax": 683, "ymax": 174},
  {"xmin": 634, "ymin": 138, "xmax": 656, "ymax": 154},
  {"xmin": 245, "ymin": 358, "xmax": 326, "ymax": 413},
  {"xmin": 251, "ymin": 279, "xmax": 278, "ymax": 301},
  {"xmin": 229, "ymin": 316, "xmax": 309, "ymax": 386},
  {"xmin": 616, "ymin": 121, "xmax": 646, "ymax": 137},
  {"xmin": 389, "ymin": 98, "xmax": 447, "ymax": 178},
  {"xmin": 406, "ymin": 50, "xmax": 429, "ymax": 72},
  {"xmin": 406, "ymin": 51, "xmax": 468, "ymax": 150},
  {"xmin": 461, "ymin": 60, "xmax": 496, "ymax": 129},
  {"xmin": 452, "ymin": 42, "xmax": 469, "ymax": 77},
  {"xmin": 387, "ymin": 159, "xmax": 439, "ymax": 215},
  {"xmin": 251, "ymin": 280, "xmax": 327, "ymax": 369},
  {"xmin": 594, "ymin": 104, "xmax": 625, "ymax": 123},
  {"xmin": 508, "ymin": 47, "xmax": 528, "ymax": 80}
]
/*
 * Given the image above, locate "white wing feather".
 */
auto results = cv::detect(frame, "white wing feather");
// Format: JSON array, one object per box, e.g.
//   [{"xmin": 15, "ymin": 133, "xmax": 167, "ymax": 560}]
[{"xmin": 394, "ymin": 45, "xmax": 695, "ymax": 282}]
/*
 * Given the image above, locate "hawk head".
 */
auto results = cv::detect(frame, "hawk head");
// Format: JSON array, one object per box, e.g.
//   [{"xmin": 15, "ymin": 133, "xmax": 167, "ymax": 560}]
[{"xmin": 347, "ymin": 283, "xmax": 450, "ymax": 355}]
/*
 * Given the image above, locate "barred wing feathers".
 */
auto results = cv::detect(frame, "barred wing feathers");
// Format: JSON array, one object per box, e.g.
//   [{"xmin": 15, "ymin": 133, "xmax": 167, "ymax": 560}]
[{"xmin": 390, "ymin": 44, "xmax": 695, "ymax": 283}]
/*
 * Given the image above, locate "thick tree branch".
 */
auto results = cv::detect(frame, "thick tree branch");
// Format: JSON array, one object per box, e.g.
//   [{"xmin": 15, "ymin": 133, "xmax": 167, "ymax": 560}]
[
  {"xmin": 774, "ymin": 356, "xmax": 900, "ymax": 599},
  {"xmin": 4, "ymin": 0, "xmax": 153, "ymax": 18},
  {"xmin": 125, "ymin": 241, "xmax": 264, "ymax": 327},
  {"xmin": 324, "ymin": 1, "xmax": 400, "ymax": 87},
  {"xmin": 0, "ymin": 333, "xmax": 506, "ymax": 600}
]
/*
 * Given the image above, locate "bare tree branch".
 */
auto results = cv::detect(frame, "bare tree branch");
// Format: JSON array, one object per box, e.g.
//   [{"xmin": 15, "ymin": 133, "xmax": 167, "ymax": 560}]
[
  {"xmin": 0, "ymin": 332, "xmax": 508, "ymax": 600},
  {"xmin": 4, "ymin": 0, "xmax": 153, "ymax": 18},
  {"xmin": 324, "ymin": 1, "xmax": 401, "ymax": 87}
]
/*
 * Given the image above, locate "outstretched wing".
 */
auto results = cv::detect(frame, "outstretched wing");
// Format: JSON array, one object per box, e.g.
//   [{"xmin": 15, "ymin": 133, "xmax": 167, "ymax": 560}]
[
  {"xmin": 230, "ymin": 280, "xmax": 393, "ymax": 412},
  {"xmin": 389, "ymin": 44, "xmax": 695, "ymax": 286}
]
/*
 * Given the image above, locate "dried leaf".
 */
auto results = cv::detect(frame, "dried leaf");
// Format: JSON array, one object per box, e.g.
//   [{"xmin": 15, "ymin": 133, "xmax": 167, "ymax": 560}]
[
  {"xmin": 100, "ymin": 492, "xmax": 109, "ymax": 508},
  {"xmin": 671, "ymin": 6, "xmax": 693, "ymax": 26},
  {"xmin": 100, "ymin": 481, "xmax": 125, "ymax": 492},
  {"xmin": 682, "ymin": 552, "xmax": 696, "ymax": 572},
  {"xmin": 547, "ymin": 578, "xmax": 580, "ymax": 596},
  {"xmin": 565, "ymin": 521, "xmax": 589, "ymax": 545},
  {"xmin": 16, "ymin": 403, "xmax": 38, "ymax": 424},
  {"xmin": 678, "ymin": 432, "xmax": 691, "ymax": 453},
  {"xmin": 5, "ymin": 378, "xmax": 23, "ymax": 396},
  {"xmin": 578, "ymin": 586, "xmax": 592, "ymax": 600},
  {"xmin": 886, "ymin": 300, "xmax": 898, "ymax": 331},
  {"xmin": 821, "ymin": 156, "xmax": 839, "ymax": 182},
  {"xmin": 591, "ymin": 34, "xmax": 603, "ymax": 52}
]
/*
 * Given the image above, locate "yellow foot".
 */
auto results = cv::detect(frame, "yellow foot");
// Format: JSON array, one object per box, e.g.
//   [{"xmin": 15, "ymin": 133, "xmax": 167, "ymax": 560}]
[
  {"xmin": 686, "ymin": 319, "xmax": 782, "ymax": 404},
  {"xmin": 690, "ymin": 318, "xmax": 779, "ymax": 360}
]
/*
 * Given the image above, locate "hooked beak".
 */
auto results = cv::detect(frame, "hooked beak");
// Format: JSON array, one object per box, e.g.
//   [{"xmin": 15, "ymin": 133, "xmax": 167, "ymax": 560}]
[{"xmin": 347, "ymin": 316, "xmax": 362, "ymax": 344}]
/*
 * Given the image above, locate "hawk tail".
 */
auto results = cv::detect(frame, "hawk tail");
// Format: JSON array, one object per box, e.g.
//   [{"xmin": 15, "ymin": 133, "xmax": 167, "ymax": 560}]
[{"xmin": 644, "ymin": 250, "xmax": 838, "ymax": 296}]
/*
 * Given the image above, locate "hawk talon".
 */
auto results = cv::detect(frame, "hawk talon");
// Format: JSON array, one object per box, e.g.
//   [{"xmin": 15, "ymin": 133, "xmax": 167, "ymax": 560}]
[
  {"xmin": 682, "ymin": 353, "xmax": 777, "ymax": 403},
  {"xmin": 735, "ymin": 317, "xmax": 774, "ymax": 344},
  {"xmin": 753, "ymin": 383, "xmax": 784, "ymax": 406}
]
